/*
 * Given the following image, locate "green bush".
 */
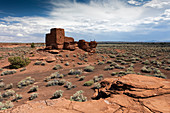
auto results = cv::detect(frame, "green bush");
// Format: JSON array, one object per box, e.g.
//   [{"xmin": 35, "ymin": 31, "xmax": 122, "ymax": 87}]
[
  {"xmin": 31, "ymin": 42, "xmax": 35, "ymax": 48},
  {"xmin": 29, "ymin": 85, "xmax": 38, "ymax": 93},
  {"xmin": 17, "ymin": 77, "xmax": 35, "ymax": 88},
  {"xmin": 68, "ymin": 69, "xmax": 82, "ymax": 75},
  {"xmin": 79, "ymin": 76, "xmax": 85, "ymax": 81},
  {"xmin": 0, "ymin": 82, "xmax": 5, "ymax": 88},
  {"xmin": 70, "ymin": 90, "xmax": 87, "ymax": 102},
  {"xmin": 0, "ymin": 101, "xmax": 14, "ymax": 110},
  {"xmin": 84, "ymin": 66, "xmax": 95, "ymax": 72},
  {"xmin": 29, "ymin": 93, "xmax": 38, "ymax": 100},
  {"xmin": 2, "ymin": 90, "xmax": 15, "ymax": 98},
  {"xmin": 4, "ymin": 83, "xmax": 13, "ymax": 90},
  {"xmin": 8, "ymin": 56, "xmax": 30, "ymax": 69},
  {"xmin": 84, "ymin": 80, "xmax": 94, "ymax": 86},
  {"xmin": 53, "ymin": 65, "xmax": 62, "ymax": 70},
  {"xmin": 12, "ymin": 94, "xmax": 22, "ymax": 102},
  {"xmin": 52, "ymin": 90, "xmax": 63, "ymax": 99},
  {"xmin": 1, "ymin": 70, "xmax": 17, "ymax": 76},
  {"xmin": 93, "ymin": 82, "xmax": 101, "ymax": 89}
]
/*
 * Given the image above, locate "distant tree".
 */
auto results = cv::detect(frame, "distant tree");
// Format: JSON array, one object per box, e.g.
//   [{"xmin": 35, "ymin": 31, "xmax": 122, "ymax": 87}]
[{"xmin": 31, "ymin": 42, "xmax": 35, "ymax": 48}]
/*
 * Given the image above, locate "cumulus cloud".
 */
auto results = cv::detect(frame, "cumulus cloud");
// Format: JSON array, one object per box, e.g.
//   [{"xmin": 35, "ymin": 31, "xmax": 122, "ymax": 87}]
[{"xmin": 0, "ymin": 0, "xmax": 170, "ymax": 42}]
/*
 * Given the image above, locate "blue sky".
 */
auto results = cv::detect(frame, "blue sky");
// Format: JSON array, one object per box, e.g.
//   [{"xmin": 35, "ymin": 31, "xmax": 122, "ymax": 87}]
[{"xmin": 0, "ymin": 0, "xmax": 170, "ymax": 42}]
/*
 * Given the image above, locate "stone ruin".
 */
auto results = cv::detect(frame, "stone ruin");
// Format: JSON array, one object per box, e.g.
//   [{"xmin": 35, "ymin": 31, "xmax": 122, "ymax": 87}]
[{"xmin": 45, "ymin": 28, "xmax": 97, "ymax": 52}]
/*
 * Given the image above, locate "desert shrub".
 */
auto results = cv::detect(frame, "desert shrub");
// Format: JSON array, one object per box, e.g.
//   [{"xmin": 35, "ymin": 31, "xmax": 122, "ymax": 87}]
[
  {"xmin": 50, "ymin": 72, "xmax": 60, "ymax": 79},
  {"xmin": 66, "ymin": 54, "xmax": 69, "ymax": 57},
  {"xmin": 28, "ymin": 85, "xmax": 38, "ymax": 93},
  {"xmin": 2, "ymin": 90, "xmax": 15, "ymax": 98},
  {"xmin": 34, "ymin": 61, "xmax": 42, "ymax": 65},
  {"xmin": 77, "ymin": 62, "xmax": 83, "ymax": 65},
  {"xmin": 58, "ymin": 79, "xmax": 66, "ymax": 85},
  {"xmin": 53, "ymin": 64, "xmax": 62, "ymax": 70},
  {"xmin": 118, "ymin": 71, "xmax": 127, "ymax": 75},
  {"xmin": 17, "ymin": 77, "xmax": 35, "ymax": 88},
  {"xmin": 64, "ymin": 82, "xmax": 72, "ymax": 90},
  {"xmin": 141, "ymin": 66, "xmax": 152, "ymax": 73},
  {"xmin": 75, "ymin": 75, "xmax": 79, "ymax": 78},
  {"xmin": 65, "ymin": 62, "xmax": 69, "ymax": 66},
  {"xmin": 41, "ymin": 62, "xmax": 46, "ymax": 66},
  {"xmin": 0, "ymin": 82, "xmax": 5, "ymax": 88},
  {"xmin": 79, "ymin": 76, "xmax": 85, "ymax": 81},
  {"xmin": 1, "ymin": 70, "xmax": 17, "ymax": 76},
  {"xmin": 20, "ymin": 67, "xmax": 26, "ymax": 72},
  {"xmin": 153, "ymin": 73, "xmax": 167, "ymax": 79},
  {"xmin": 84, "ymin": 80, "xmax": 94, "ymax": 86},
  {"xmin": 52, "ymin": 90, "xmax": 63, "ymax": 99},
  {"xmin": 110, "ymin": 62, "xmax": 117, "ymax": 66},
  {"xmin": 114, "ymin": 64, "xmax": 125, "ymax": 69},
  {"xmin": 68, "ymin": 69, "xmax": 82, "ymax": 75},
  {"xmin": 93, "ymin": 75, "xmax": 103, "ymax": 82},
  {"xmin": 31, "ymin": 42, "xmax": 35, "ymax": 48},
  {"xmin": 98, "ymin": 61, "xmax": 105, "ymax": 65},
  {"xmin": 64, "ymin": 81, "xmax": 76, "ymax": 90},
  {"xmin": 44, "ymin": 76, "xmax": 51, "ymax": 82},
  {"xmin": 111, "ymin": 72, "xmax": 118, "ymax": 76},
  {"xmin": 0, "ymin": 79, "xmax": 3, "ymax": 82},
  {"xmin": 109, "ymin": 54, "xmax": 116, "ymax": 58},
  {"xmin": 99, "ymin": 74, "xmax": 104, "ymax": 79},
  {"xmin": 121, "ymin": 61, "xmax": 128, "ymax": 65},
  {"xmin": 104, "ymin": 66, "xmax": 114, "ymax": 70},
  {"xmin": 84, "ymin": 59, "xmax": 88, "ymax": 62},
  {"xmin": 84, "ymin": 66, "xmax": 95, "ymax": 72},
  {"xmin": 93, "ymin": 82, "xmax": 101, "ymax": 89},
  {"xmin": 73, "ymin": 54, "xmax": 77, "ymax": 57},
  {"xmin": 12, "ymin": 94, "xmax": 22, "ymax": 102},
  {"xmin": 164, "ymin": 66, "xmax": 170, "ymax": 71},
  {"xmin": 29, "ymin": 93, "xmax": 38, "ymax": 100},
  {"xmin": 142, "ymin": 60, "xmax": 150, "ymax": 65},
  {"xmin": 0, "ymin": 101, "xmax": 14, "ymax": 110},
  {"xmin": 106, "ymin": 60, "xmax": 112, "ymax": 64},
  {"xmin": 4, "ymin": 83, "xmax": 13, "ymax": 90},
  {"xmin": 46, "ymin": 80, "xmax": 59, "ymax": 87},
  {"xmin": 70, "ymin": 90, "xmax": 87, "ymax": 102},
  {"xmin": 8, "ymin": 56, "xmax": 30, "ymax": 69}
]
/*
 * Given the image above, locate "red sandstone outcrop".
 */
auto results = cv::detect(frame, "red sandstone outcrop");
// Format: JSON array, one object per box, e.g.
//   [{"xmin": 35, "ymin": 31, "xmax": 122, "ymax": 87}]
[
  {"xmin": 3, "ymin": 74, "xmax": 170, "ymax": 113},
  {"xmin": 45, "ymin": 28, "xmax": 97, "ymax": 52}
]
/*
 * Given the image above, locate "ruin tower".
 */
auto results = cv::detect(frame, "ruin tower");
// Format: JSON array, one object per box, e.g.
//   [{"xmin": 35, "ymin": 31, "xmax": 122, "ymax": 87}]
[{"xmin": 46, "ymin": 28, "xmax": 65, "ymax": 49}]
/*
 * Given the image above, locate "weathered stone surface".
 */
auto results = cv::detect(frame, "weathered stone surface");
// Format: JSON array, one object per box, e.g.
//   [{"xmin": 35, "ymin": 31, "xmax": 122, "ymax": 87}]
[
  {"xmin": 45, "ymin": 56, "xmax": 56, "ymax": 62},
  {"xmin": 3, "ymin": 74, "xmax": 169, "ymax": 113},
  {"xmin": 45, "ymin": 28, "xmax": 97, "ymax": 52}
]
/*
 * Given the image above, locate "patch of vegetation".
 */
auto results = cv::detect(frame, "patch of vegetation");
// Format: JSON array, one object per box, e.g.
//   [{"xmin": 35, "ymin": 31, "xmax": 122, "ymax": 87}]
[
  {"xmin": 29, "ymin": 93, "xmax": 38, "ymax": 100},
  {"xmin": 0, "ymin": 101, "xmax": 14, "ymax": 110},
  {"xmin": 53, "ymin": 64, "xmax": 62, "ymax": 70},
  {"xmin": 17, "ymin": 77, "xmax": 35, "ymax": 88},
  {"xmin": 2, "ymin": 90, "xmax": 15, "ymax": 98},
  {"xmin": 68, "ymin": 69, "xmax": 82, "ymax": 75},
  {"xmin": 84, "ymin": 80, "xmax": 94, "ymax": 86},
  {"xmin": 31, "ymin": 42, "xmax": 35, "ymax": 48},
  {"xmin": 1, "ymin": 70, "xmax": 17, "ymax": 76},
  {"xmin": 28, "ymin": 85, "xmax": 38, "ymax": 93},
  {"xmin": 4, "ymin": 83, "xmax": 13, "ymax": 90},
  {"xmin": 12, "ymin": 94, "xmax": 22, "ymax": 102},
  {"xmin": 8, "ymin": 56, "xmax": 30, "ymax": 69},
  {"xmin": 52, "ymin": 90, "xmax": 63, "ymax": 99},
  {"xmin": 84, "ymin": 66, "xmax": 95, "ymax": 72},
  {"xmin": 70, "ymin": 90, "xmax": 87, "ymax": 102}
]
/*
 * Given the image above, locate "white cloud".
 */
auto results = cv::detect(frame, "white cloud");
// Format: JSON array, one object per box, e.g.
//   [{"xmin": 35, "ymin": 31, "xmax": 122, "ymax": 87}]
[
  {"xmin": 144, "ymin": 0, "xmax": 170, "ymax": 8},
  {"xmin": 0, "ymin": 0, "xmax": 170, "ymax": 42}
]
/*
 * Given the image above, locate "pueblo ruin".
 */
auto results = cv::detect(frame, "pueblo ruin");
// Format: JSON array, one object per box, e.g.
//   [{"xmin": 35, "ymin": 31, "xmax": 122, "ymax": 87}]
[{"xmin": 45, "ymin": 28, "xmax": 97, "ymax": 52}]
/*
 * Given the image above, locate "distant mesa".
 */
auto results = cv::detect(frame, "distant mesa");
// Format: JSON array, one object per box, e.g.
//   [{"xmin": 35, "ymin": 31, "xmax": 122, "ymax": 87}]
[{"xmin": 45, "ymin": 28, "xmax": 97, "ymax": 52}]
